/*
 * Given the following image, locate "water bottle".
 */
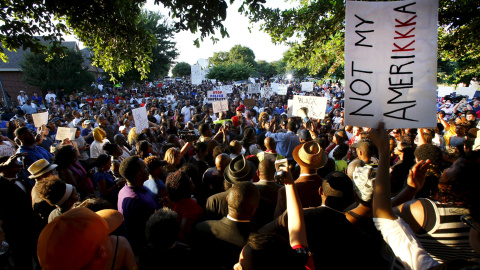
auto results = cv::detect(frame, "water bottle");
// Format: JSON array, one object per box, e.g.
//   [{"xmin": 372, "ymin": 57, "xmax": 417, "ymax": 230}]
[{"xmin": 0, "ymin": 241, "xmax": 9, "ymax": 255}]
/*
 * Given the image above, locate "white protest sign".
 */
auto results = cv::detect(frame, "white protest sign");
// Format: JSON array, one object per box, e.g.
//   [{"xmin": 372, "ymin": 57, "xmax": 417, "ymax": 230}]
[
  {"xmin": 132, "ymin": 106, "xmax": 149, "ymax": 132},
  {"xmin": 55, "ymin": 127, "xmax": 76, "ymax": 141},
  {"xmin": 437, "ymin": 87, "xmax": 454, "ymax": 98},
  {"xmin": 292, "ymin": 95, "xmax": 328, "ymax": 120},
  {"xmin": 248, "ymin": 83, "xmax": 261, "ymax": 94},
  {"xmin": 222, "ymin": 85, "xmax": 234, "ymax": 94},
  {"xmin": 271, "ymin": 83, "xmax": 279, "ymax": 93},
  {"xmin": 344, "ymin": 0, "xmax": 438, "ymax": 129},
  {"xmin": 207, "ymin": 90, "xmax": 227, "ymax": 103},
  {"xmin": 278, "ymin": 85, "xmax": 288, "ymax": 96},
  {"xmin": 32, "ymin": 112, "xmax": 48, "ymax": 127},
  {"xmin": 456, "ymin": 87, "xmax": 477, "ymax": 100},
  {"xmin": 287, "ymin": 99, "xmax": 294, "ymax": 117},
  {"xmin": 301, "ymin": 82, "xmax": 314, "ymax": 92},
  {"xmin": 261, "ymin": 87, "xmax": 274, "ymax": 99},
  {"xmin": 249, "ymin": 77, "xmax": 256, "ymax": 84},
  {"xmin": 212, "ymin": 100, "xmax": 229, "ymax": 113},
  {"xmin": 191, "ymin": 65, "xmax": 202, "ymax": 85}
]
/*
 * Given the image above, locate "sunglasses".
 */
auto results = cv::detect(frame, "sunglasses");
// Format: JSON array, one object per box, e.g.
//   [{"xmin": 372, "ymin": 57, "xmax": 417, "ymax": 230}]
[{"xmin": 461, "ymin": 215, "xmax": 480, "ymax": 232}]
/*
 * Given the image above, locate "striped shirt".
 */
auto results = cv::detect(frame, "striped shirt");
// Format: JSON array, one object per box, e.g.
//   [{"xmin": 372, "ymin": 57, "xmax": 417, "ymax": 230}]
[{"xmin": 416, "ymin": 199, "xmax": 478, "ymax": 263}]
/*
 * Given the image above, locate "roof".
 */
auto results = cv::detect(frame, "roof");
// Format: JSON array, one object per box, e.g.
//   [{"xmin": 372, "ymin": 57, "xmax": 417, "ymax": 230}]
[{"xmin": 0, "ymin": 37, "xmax": 78, "ymax": 71}]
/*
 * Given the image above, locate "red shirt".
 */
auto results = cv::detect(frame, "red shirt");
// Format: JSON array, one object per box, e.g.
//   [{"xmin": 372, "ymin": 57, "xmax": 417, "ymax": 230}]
[{"xmin": 86, "ymin": 98, "xmax": 94, "ymax": 107}]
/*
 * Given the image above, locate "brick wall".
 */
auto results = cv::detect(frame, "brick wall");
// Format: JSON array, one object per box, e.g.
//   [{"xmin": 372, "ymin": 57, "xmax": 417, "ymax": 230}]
[{"xmin": 0, "ymin": 71, "xmax": 41, "ymax": 106}]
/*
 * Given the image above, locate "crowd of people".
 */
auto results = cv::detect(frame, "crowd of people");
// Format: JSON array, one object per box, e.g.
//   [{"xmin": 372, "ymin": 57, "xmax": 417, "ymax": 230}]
[{"xmin": 0, "ymin": 79, "xmax": 480, "ymax": 270}]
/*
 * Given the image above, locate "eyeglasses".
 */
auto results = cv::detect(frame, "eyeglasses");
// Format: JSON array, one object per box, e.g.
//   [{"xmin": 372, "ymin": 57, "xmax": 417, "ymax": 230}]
[{"xmin": 461, "ymin": 215, "xmax": 480, "ymax": 232}]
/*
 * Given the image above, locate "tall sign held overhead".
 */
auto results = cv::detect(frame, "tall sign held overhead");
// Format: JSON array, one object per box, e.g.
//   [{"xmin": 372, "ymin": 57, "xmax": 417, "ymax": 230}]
[
  {"xmin": 344, "ymin": 0, "xmax": 438, "ymax": 129},
  {"xmin": 292, "ymin": 95, "xmax": 328, "ymax": 120},
  {"xmin": 248, "ymin": 83, "xmax": 261, "ymax": 94},
  {"xmin": 191, "ymin": 65, "xmax": 202, "ymax": 85}
]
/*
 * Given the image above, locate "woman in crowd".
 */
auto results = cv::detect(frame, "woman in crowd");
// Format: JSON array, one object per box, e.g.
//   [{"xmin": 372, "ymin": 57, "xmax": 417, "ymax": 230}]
[
  {"xmin": 55, "ymin": 145, "xmax": 94, "ymax": 199},
  {"xmin": 93, "ymin": 154, "xmax": 124, "ymax": 206}
]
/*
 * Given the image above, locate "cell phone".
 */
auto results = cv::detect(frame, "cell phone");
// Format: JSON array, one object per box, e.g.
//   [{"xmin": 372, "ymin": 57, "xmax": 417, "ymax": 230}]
[{"xmin": 274, "ymin": 159, "xmax": 288, "ymax": 183}]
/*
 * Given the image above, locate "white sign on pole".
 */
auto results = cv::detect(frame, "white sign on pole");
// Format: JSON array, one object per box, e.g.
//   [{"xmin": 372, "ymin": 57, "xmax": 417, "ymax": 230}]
[
  {"xmin": 248, "ymin": 83, "xmax": 261, "ymax": 94},
  {"xmin": 278, "ymin": 85, "xmax": 288, "ymax": 96},
  {"xmin": 207, "ymin": 90, "xmax": 227, "ymax": 103},
  {"xmin": 271, "ymin": 83, "xmax": 279, "ymax": 93},
  {"xmin": 292, "ymin": 95, "xmax": 328, "ymax": 120},
  {"xmin": 344, "ymin": 0, "xmax": 438, "ymax": 129},
  {"xmin": 456, "ymin": 87, "xmax": 477, "ymax": 100},
  {"xmin": 301, "ymin": 82, "xmax": 314, "ymax": 92},
  {"xmin": 32, "ymin": 112, "xmax": 48, "ymax": 127},
  {"xmin": 132, "ymin": 106, "xmax": 149, "ymax": 132},
  {"xmin": 55, "ymin": 127, "xmax": 76, "ymax": 141},
  {"xmin": 191, "ymin": 65, "xmax": 202, "ymax": 85},
  {"xmin": 437, "ymin": 87, "xmax": 454, "ymax": 98},
  {"xmin": 261, "ymin": 87, "xmax": 274, "ymax": 99},
  {"xmin": 287, "ymin": 99, "xmax": 294, "ymax": 117},
  {"xmin": 212, "ymin": 100, "xmax": 229, "ymax": 113}
]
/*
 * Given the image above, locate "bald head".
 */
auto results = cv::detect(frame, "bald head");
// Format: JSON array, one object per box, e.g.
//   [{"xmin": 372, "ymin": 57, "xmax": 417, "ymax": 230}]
[
  {"xmin": 258, "ymin": 159, "xmax": 275, "ymax": 181},
  {"xmin": 264, "ymin": 137, "xmax": 276, "ymax": 151},
  {"xmin": 215, "ymin": 153, "xmax": 231, "ymax": 172}
]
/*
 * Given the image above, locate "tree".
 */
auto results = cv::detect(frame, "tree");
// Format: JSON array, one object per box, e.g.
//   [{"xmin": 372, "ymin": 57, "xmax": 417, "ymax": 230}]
[
  {"xmin": 0, "ymin": 0, "xmax": 264, "ymax": 80},
  {"xmin": 209, "ymin": 45, "xmax": 256, "ymax": 68},
  {"xmin": 20, "ymin": 47, "xmax": 94, "ymax": 93},
  {"xmin": 255, "ymin": 60, "xmax": 278, "ymax": 78},
  {"xmin": 206, "ymin": 62, "xmax": 254, "ymax": 81},
  {"xmin": 119, "ymin": 10, "xmax": 178, "ymax": 83},
  {"xmin": 243, "ymin": 0, "xmax": 479, "ymax": 81},
  {"xmin": 172, "ymin": 62, "xmax": 191, "ymax": 77}
]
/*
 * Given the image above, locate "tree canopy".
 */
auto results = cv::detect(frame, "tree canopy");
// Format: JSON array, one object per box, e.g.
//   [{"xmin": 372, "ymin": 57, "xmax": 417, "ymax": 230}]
[
  {"xmin": 19, "ymin": 47, "xmax": 94, "ymax": 93},
  {"xmin": 209, "ymin": 44, "xmax": 256, "ymax": 68},
  {"xmin": 172, "ymin": 62, "xmax": 191, "ymax": 77},
  {"xmin": 206, "ymin": 62, "xmax": 254, "ymax": 81},
  {"xmin": 0, "ymin": 0, "xmax": 263, "ymax": 80}
]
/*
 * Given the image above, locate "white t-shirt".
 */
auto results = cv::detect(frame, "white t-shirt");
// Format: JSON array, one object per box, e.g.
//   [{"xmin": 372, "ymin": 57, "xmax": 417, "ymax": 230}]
[
  {"xmin": 181, "ymin": 106, "xmax": 194, "ymax": 122},
  {"xmin": 90, "ymin": 138, "xmax": 110, "ymax": 158},
  {"xmin": 45, "ymin": 93, "xmax": 56, "ymax": 103}
]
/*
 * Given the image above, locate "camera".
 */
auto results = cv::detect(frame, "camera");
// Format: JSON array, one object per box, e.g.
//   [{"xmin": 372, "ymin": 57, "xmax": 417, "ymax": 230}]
[
  {"xmin": 178, "ymin": 130, "xmax": 200, "ymax": 142},
  {"xmin": 274, "ymin": 159, "xmax": 289, "ymax": 184}
]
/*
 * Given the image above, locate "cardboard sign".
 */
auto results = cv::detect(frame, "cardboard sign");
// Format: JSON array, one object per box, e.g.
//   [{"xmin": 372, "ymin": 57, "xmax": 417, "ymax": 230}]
[
  {"xmin": 191, "ymin": 65, "xmax": 202, "ymax": 85},
  {"xmin": 344, "ymin": 0, "xmax": 438, "ymax": 128},
  {"xmin": 456, "ymin": 87, "xmax": 478, "ymax": 100},
  {"xmin": 207, "ymin": 90, "xmax": 227, "ymax": 103},
  {"xmin": 292, "ymin": 95, "xmax": 328, "ymax": 120},
  {"xmin": 32, "ymin": 112, "xmax": 48, "ymax": 127},
  {"xmin": 244, "ymin": 99, "xmax": 255, "ymax": 107},
  {"xmin": 55, "ymin": 127, "xmax": 76, "ymax": 141},
  {"xmin": 301, "ymin": 82, "xmax": 314, "ymax": 92},
  {"xmin": 261, "ymin": 87, "xmax": 274, "ymax": 99},
  {"xmin": 248, "ymin": 83, "xmax": 261, "ymax": 94},
  {"xmin": 213, "ymin": 99, "xmax": 229, "ymax": 113},
  {"xmin": 278, "ymin": 85, "xmax": 288, "ymax": 96},
  {"xmin": 437, "ymin": 87, "xmax": 454, "ymax": 98},
  {"xmin": 132, "ymin": 106, "xmax": 149, "ymax": 132}
]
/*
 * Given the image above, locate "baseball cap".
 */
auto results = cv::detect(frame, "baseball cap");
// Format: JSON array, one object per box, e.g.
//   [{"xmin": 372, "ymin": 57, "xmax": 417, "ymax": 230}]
[
  {"xmin": 37, "ymin": 207, "xmax": 123, "ymax": 270},
  {"xmin": 236, "ymin": 104, "xmax": 245, "ymax": 111}
]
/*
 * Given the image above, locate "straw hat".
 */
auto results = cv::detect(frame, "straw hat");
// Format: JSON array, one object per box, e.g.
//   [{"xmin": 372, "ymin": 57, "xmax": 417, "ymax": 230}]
[
  {"xmin": 28, "ymin": 159, "xmax": 58, "ymax": 179},
  {"xmin": 293, "ymin": 141, "xmax": 328, "ymax": 169}
]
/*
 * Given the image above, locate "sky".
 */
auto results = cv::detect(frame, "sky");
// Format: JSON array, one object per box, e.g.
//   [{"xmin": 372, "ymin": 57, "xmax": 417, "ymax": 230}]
[{"xmin": 143, "ymin": 0, "xmax": 295, "ymax": 65}]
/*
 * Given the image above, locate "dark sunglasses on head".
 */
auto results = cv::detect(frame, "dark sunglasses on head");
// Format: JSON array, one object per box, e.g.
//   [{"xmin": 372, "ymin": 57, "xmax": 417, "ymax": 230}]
[{"xmin": 461, "ymin": 215, "xmax": 480, "ymax": 232}]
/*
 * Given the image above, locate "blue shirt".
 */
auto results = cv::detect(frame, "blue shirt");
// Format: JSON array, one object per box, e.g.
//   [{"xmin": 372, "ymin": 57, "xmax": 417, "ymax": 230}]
[
  {"xmin": 17, "ymin": 145, "xmax": 53, "ymax": 169},
  {"xmin": 31, "ymin": 96, "xmax": 43, "ymax": 105},
  {"xmin": 265, "ymin": 131, "xmax": 301, "ymax": 160},
  {"xmin": 143, "ymin": 177, "xmax": 166, "ymax": 207}
]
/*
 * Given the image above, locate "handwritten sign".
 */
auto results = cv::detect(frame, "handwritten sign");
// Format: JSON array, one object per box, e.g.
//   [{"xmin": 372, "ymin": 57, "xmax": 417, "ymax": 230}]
[
  {"xmin": 248, "ymin": 83, "xmax": 261, "ymax": 94},
  {"xmin": 292, "ymin": 95, "xmax": 328, "ymax": 120},
  {"xmin": 244, "ymin": 99, "xmax": 255, "ymax": 107},
  {"xmin": 213, "ymin": 100, "xmax": 229, "ymax": 113},
  {"xmin": 344, "ymin": 0, "xmax": 438, "ymax": 129},
  {"xmin": 278, "ymin": 85, "xmax": 288, "ymax": 96},
  {"xmin": 222, "ymin": 85, "xmax": 234, "ymax": 94},
  {"xmin": 456, "ymin": 87, "xmax": 477, "ymax": 100},
  {"xmin": 207, "ymin": 90, "xmax": 227, "ymax": 103},
  {"xmin": 55, "ymin": 127, "xmax": 76, "ymax": 141},
  {"xmin": 301, "ymin": 82, "xmax": 314, "ymax": 92},
  {"xmin": 437, "ymin": 87, "xmax": 454, "ymax": 98},
  {"xmin": 132, "ymin": 106, "xmax": 149, "ymax": 132},
  {"xmin": 271, "ymin": 83, "xmax": 279, "ymax": 93},
  {"xmin": 191, "ymin": 65, "xmax": 202, "ymax": 85},
  {"xmin": 32, "ymin": 112, "xmax": 48, "ymax": 127},
  {"xmin": 261, "ymin": 87, "xmax": 274, "ymax": 99}
]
